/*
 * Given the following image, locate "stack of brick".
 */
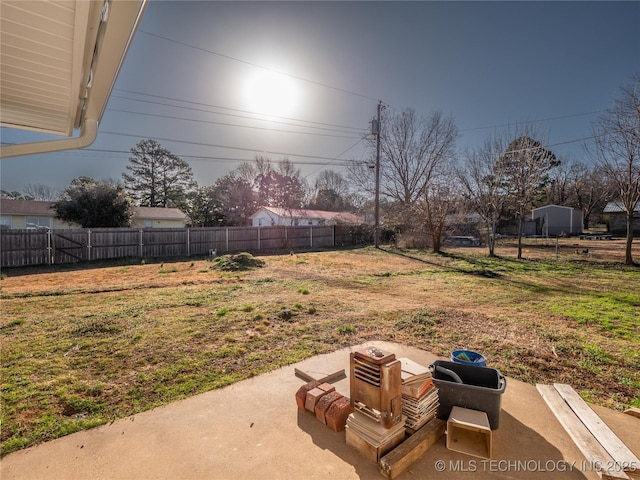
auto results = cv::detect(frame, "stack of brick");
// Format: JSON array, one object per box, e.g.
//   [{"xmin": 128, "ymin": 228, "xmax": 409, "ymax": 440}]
[{"xmin": 295, "ymin": 381, "xmax": 353, "ymax": 432}]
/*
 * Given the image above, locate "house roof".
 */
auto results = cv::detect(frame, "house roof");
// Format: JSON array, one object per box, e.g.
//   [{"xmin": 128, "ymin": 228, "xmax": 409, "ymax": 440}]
[
  {"xmin": 0, "ymin": 198, "xmax": 54, "ymax": 215},
  {"xmin": 133, "ymin": 207, "xmax": 188, "ymax": 221},
  {"xmin": 251, "ymin": 206, "xmax": 364, "ymax": 224},
  {"xmin": 0, "ymin": 0, "xmax": 147, "ymax": 157},
  {"xmin": 604, "ymin": 201, "xmax": 640, "ymax": 213},
  {"xmin": 0, "ymin": 198, "xmax": 187, "ymax": 221},
  {"xmin": 532, "ymin": 204, "xmax": 580, "ymax": 212}
]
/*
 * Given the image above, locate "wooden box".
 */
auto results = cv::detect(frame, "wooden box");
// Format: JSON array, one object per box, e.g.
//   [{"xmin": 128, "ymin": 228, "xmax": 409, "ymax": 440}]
[
  {"xmin": 346, "ymin": 426, "xmax": 406, "ymax": 464},
  {"xmin": 346, "ymin": 410, "xmax": 406, "ymax": 463},
  {"xmin": 350, "ymin": 348, "xmax": 403, "ymax": 429},
  {"xmin": 446, "ymin": 406, "xmax": 492, "ymax": 459}
]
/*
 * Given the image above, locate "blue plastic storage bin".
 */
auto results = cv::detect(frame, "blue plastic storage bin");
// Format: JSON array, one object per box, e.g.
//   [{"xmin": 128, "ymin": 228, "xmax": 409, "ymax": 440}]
[{"xmin": 451, "ymin": 349, "xmax": 487, "ymax": 367}]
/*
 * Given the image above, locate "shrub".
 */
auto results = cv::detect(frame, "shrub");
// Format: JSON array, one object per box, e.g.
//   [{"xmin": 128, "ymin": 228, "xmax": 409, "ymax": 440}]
[
  {"xmin": 337, "ymin": 325, "xmax": 356, "ymax": 335},
  {"xmin": 210, "ymin": 253, "xmax": 265, "ymax": 271}
]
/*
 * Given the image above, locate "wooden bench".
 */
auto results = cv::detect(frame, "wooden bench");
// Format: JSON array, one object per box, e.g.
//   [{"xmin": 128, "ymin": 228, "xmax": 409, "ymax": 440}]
[{"xmin": 537, "ymin": 384, "xmax": 639, "ymax": 480}]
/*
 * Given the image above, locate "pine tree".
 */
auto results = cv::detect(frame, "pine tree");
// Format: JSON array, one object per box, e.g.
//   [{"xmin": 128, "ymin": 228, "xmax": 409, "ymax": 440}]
[{"xmin": 123, "ymin": 139, "xmax": 196, "ymax": 209}]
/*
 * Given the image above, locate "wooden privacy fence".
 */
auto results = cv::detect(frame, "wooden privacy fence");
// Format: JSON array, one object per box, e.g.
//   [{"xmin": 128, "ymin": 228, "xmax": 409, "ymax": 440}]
[{"xmin": 0, "ymin": 225, "xmax": 372, "ymax": 268}]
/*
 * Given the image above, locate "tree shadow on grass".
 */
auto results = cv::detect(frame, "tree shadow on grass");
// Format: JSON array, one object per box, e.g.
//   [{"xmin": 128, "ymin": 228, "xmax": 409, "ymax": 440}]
[
  {"xmin": 379, "ymin": 247, "xmax": 505, "ymax": 279},
  {"xmin": 376, "ymin": 247, "xmax": 600, "ymax": 298}
]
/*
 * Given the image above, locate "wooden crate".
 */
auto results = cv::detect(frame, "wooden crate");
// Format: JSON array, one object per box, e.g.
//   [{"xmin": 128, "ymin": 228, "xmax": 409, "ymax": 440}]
[
  {"xmin": 346, "ymin": 427, "xmax": 406, "ymax": 463},
  {"xmin": 446, "ymin": 406, "xmax": 492, "ymax": 459}
]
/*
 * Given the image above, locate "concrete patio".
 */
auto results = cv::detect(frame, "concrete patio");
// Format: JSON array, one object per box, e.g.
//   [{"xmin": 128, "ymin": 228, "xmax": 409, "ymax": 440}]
[{"xmin": 2, "ymin": 341, "xmax": 638, "ymax": 479}]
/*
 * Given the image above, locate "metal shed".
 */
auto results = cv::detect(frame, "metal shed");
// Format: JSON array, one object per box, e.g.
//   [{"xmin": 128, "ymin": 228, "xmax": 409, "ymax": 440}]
[{"xmin": 532, "ymin": 205, "xmax": 583, "ymax": 236}]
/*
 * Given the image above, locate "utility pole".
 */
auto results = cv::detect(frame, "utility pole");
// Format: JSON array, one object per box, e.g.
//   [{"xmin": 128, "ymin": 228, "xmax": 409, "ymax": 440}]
[{"xmin": 373, "ymin": 101, "xmax": 382, "ymax": 248}]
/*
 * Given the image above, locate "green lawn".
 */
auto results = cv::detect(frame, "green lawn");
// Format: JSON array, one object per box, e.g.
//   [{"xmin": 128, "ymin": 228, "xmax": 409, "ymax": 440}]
[{"xmin": 1, "ymin": 247, "xmax": 638, "ymax": 456}]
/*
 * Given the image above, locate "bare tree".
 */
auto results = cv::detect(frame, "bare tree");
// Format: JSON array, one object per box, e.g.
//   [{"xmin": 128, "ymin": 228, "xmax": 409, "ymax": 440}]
[
  {"xmin": 350, "ymin": 108, "xmax": 457, "ymax": 234},
  {"xmin": 568, "ymin": 162, "xmax": 611, "ymax": 230},
  {"xmin": 234, "ymin": 155, "xmax": 308, "ymax": 209},
  {"xmin": 188, "ymin": 174, "xmax": 256, "ymax": 226},
  {"xmin": 346, "ymin": 159, "xmax": 375, "ymax": 206},
  {"xmin": 545, "ymin": 156, "xmax": 574, "ymax": 206},
  {"xmin": 314, "ymin": 170, "xmax": 350, "ymax": 198},
  {"xmin": 588, "ymin": 74, "xmax": 640, "ymax": 265},
  {"xmin": 418, "ymin": 171, "xmax": 459, "ymax": 253},
  {"xmin": 457, "ymin": 134, "xmax": 511, "ymax": 257},
  {"xmin": 235, "ymin": 159, "xmax": 261, "ymax": 184},
  {"xmin": 1, "ymin": 190, "xmax": 31, "ymax": 200},
  {"xmin": 497, "ymin": 128, "xmax": 558, "ymax": 259},
  {"xmin": 309, "ymin": 170, "xmax": 354, "ymax": 211},
  {"xmin": 382, "ymin": 109, "xmax": 457, "ymax": 226},
  {"xmin": 23, "ymin": 183, "xmax": 61, "ymax": 201}
]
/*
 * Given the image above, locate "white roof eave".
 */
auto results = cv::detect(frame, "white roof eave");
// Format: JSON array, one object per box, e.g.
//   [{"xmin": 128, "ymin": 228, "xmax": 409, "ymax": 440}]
[{"xmin": 0, "ymin": 0, "xmax": 147, "ymax": 159}]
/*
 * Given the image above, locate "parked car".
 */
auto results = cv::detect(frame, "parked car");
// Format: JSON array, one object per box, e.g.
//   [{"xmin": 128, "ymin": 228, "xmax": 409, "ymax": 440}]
[{"xmin": 444, "ymin": 236, "xmax": 480, "ymax": 247}]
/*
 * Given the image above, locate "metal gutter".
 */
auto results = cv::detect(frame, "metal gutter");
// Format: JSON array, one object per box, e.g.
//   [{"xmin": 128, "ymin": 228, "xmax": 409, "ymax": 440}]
[
  {"xmin": 0, "ymin": 0, "xmax": 147, "ymax": 159},
  {"xmin": 0, "ymin": 119, "xmax": 98, "ymax": 158}
]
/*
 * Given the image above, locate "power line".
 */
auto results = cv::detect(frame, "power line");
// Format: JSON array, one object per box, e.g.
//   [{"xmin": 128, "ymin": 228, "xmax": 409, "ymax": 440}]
[
  {"xmin": 110, "ymin": 88, "xmax": 602, "ymax": 142},
  {"xmin": 459, "ymin": 110, "xmax": 603, "ymax": 132},
  {"xmin": 113, "ymin": 88, "xmax": 365, "ymax": 132},
  {"xmin": 475, "ymin": 133, "xmax": 603, "ymax": 159},
  {"xmin": 85, "ymin": 131, "xmax": 597, "ymax": 163},
  {"xmin": 304, "ymin": 137, "xmax": 367, "ymax": 179},
  {"xmin": 547, "ymin": 133, "xmax": 603, "ymax": 148},
  {"xmin": 108, "ymin": 94, "xmax": 363, "ymax": 135},
  {"xmin": 98, "ymin": 130, "xmax": 366, "ymax": 163},
  {"xmin": 82, "ymin": 148, "xmax": 360, "ymax": 167},
  {"xmin": 107, "ymin": 108, "xmax": 362, "ymax": 139},
  {"xmin": 138, "ymin": 30, "xmax": 381, "ymax": 103}
]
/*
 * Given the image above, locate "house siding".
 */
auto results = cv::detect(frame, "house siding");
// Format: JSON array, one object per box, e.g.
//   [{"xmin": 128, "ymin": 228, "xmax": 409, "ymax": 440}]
[
  {"xmin": 250, "ymin": 207, "xmax": 364, "ymax": 227},
  {"xmin": 0, "ymin": 200, "xmax": 187, "ymax": 229},
  {"xmin": 603, "ymin": 202, "xmax": 640, "ymax": 235},
  {"xmin": 251, "ymin": 210, "xmax": 319, "ymax": 227},
  {"xmin": 608, "ymin": 213, "xmax": 640, "ymax": 235},
  {"xmin": 130, "ymin": 218, "xmax": 186, "ymax": 229},
  {"xmin": 1, "ymin": 213, "xmax": 76, "ymax": 230}
]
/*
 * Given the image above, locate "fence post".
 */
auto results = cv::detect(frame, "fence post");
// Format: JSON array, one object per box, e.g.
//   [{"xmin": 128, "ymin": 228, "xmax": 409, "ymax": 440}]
[
  {"xmin": 47, "ymin": 229, "xmax": 52, "ymax": 265},
  {"xmin": 333, "ymin": 225, "xmax": 336, "ymax": 247},
  {"xmin": 257, "ymin": 226, "xmax": 261, "ymax": 251},
  {"xmin": 225, "ymin": 227, "xmax": 229, "ymax": 252},
  {"xmin": 87, "ymin": 229, "xmax": 92, "ymax": 261},
  {"xmin": 187, "ymin": 228, "xmax": 190, "ymax": 256},
  {"xmin": 139, "ymin": 229, "xmax": 144, "ymax": 258},
  {"xmin": 310, "ymin": 226, "xmax": 313, "ymax": 248}
]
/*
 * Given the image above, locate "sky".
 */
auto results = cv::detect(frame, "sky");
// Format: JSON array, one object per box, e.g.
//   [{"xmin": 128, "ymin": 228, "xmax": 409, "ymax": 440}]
[{"xmin": 1, "ymin": 1, "xmax": 639, "ymax": 196}]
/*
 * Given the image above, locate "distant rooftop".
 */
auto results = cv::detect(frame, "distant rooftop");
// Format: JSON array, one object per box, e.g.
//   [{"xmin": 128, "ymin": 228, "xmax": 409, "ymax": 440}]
[
  {"xmin": 0, "ymin": 198, "xmax": 187, "ymax": 220},
  {"xmin": 253, "ymin": 206, "xmax": 364, "ymax": 224},
  {"xmin": 603, "ymin": 201, "xmax": 640, "ymax": 213}
]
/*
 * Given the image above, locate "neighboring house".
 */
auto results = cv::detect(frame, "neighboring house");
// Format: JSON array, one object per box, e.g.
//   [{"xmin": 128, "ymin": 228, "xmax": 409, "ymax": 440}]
[
  {"xmin": 0, "ymin": 199, "xmax": 76, "ymax": 230},
  {"xmin": 532, "ymin": 205, "xmax": 583, "ymax": 236},
  {"xmin": 603, "ymin": 201, "xmax": 640, "ymax": 235},
  {"xmin": 250, "ymin": 206, "xmax": 364, "ymax": 227},
  {"xmin": 0, "ymin": 199, "xmax": 188, "ymax": 229},
  {"xmin": 130, "ymin": 207, "xmax": 189, "ymax": 229}
]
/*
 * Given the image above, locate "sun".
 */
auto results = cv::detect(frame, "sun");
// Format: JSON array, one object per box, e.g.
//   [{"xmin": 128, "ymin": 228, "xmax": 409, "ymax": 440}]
[{"xmin": 243, "ymin": 69, "xmax": 298, "ymax": 118}]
